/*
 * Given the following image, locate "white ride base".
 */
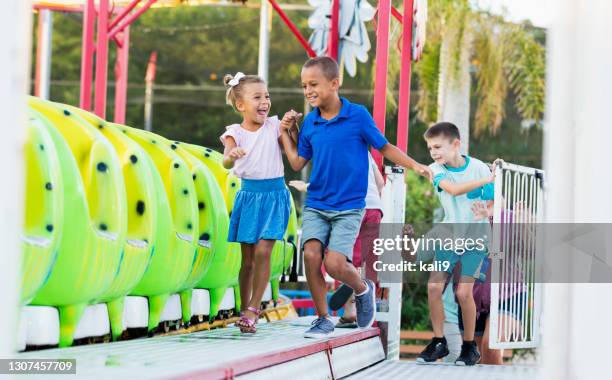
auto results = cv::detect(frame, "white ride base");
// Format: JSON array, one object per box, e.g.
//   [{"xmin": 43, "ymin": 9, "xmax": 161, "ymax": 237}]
[
  {"xmin": 190, "ymin": 289, "xmax": 210, "ymax": 317},
  {"xmin": 21, "ymin": 305, "xmax": 59, "ymax": 347},
  {"xmin": 73, "ymin": 303, "xmax": 110, "ymax": 340},
  {"xmin": 16, "ymin": 308, "xmax": 27, "ymax": 351},
  {"xmin": 123, "ymin": 296, "xmax": 148, "ymax": 329},
  {"xmin": 261, "ymin": 282, "xmax": 272, "ymax": 303},
  {"xmin": 159, "ymin": 294, "xmax": 182, "ymax": 322},
  {"xmin": 218, "ymin": 287, "xmax": 235, "ymax": 311}
]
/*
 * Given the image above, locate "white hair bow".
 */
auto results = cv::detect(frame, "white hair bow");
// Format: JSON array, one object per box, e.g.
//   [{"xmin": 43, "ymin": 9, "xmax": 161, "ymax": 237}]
[{"xmin": 228, "ymin": 72, "xmax": 245, "ymax": 87}]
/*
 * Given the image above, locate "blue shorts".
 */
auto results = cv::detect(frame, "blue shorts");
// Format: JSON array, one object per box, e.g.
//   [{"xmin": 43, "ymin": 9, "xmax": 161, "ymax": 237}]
[
  {"xmin": 300, "ymin": 207, "xmax": 365, "ymax": 261},
  {"xmin": 435, "ymin": 249, "xmax": 487, "ymax": 279}
]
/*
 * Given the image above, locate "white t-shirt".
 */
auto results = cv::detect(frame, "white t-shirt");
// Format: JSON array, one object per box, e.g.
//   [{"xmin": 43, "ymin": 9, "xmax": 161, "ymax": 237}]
[
  {"xmin": 429, "ymin": 155, "xmax": 493, "ymax": 223},
  {"xmin": 219, "ymin": 116, "xmax": 284, "ymax": 179},
  {"xmin": 364, "ymin": 153, "xmax": 383, "ymax": 211}
]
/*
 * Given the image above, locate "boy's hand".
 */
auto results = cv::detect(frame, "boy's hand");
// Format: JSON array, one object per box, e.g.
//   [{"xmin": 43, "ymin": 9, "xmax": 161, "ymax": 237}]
[
  {"xmin": 292, "ymin": 111, "xmax": 303, "ymax": 126},
  {"xmin": 471, "ymin": 201, "xmax": 490, "ymax": 220},
  {"xmin": 288, "ymin": 180, "xmax": 309, "ymax": 193},
  {"xmin": 228, "ymin": 147, "xmax": 246, "ymax": 161},
  {"xmin": 281, "ymin": 110, "xmax": 303, "ymax": 131},
  {"xmin": 486, "ymin": 161, "xmax": 499, "ymax": 183},
  {"xmin": 487, "ymin": 158, "xmax": 504, "ymax": 182}
]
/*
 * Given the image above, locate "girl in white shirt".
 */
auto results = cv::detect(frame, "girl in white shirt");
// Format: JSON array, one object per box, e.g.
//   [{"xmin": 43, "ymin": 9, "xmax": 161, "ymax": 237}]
[{"xmin": 220, "ymin": 72, "xmax": 291, "ymax": 333}]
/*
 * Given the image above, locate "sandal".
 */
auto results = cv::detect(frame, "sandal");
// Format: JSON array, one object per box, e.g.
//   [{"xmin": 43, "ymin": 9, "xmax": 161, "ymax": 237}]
[
  {"xmin": 235, "ymin": 306, "xmax": 260, "ymax": 333},
  {"xmin": 335, "ymin": 316, "xmax": 358, "ymax": 328}
]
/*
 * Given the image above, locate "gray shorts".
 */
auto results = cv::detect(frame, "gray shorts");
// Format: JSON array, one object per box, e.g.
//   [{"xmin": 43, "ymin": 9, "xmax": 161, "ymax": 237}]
[{"xmin": 301, "ymin": 207, "xmax": 365, "ymax": 261}]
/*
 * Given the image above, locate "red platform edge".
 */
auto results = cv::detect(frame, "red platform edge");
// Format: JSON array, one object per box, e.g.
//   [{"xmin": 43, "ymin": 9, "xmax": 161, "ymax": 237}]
[{"xmin": 170, "ymin": 328, "xmax": 380, "ymax": 380}]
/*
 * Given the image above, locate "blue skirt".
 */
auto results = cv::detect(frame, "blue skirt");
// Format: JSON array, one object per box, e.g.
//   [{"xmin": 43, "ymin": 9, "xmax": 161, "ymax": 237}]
[{"xmin": 228, "ymin": 177, "xmax": 291, "ymax": 243}]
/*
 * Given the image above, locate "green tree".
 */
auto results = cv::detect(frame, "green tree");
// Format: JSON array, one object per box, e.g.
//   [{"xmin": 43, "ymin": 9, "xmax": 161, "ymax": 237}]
[{"xmin": 389, "ymin": 0, "xmax": 546, "ymax": 152}]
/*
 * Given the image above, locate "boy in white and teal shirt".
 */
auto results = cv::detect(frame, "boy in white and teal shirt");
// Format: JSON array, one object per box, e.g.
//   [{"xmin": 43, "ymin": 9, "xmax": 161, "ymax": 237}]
[{"xmin": 417, "ymin": 122, "xmax": 494, "ymax": 366}]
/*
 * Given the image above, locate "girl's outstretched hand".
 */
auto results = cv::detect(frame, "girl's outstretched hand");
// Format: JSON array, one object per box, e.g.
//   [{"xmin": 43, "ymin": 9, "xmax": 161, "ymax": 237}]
[
  {"xmin": 280, "ymin": 112, "xmax": 293, "ymax": 131},
  {"xmin": 228, "ymin": 147, "xmax": 247, "ymax": 160},
  {"xmin": 288, "ymin": 180, "xmax": 309, "ymax": 193},
  {"xmin": 418, "ymin": 164, "xmax": 433, "ymax": 182}
]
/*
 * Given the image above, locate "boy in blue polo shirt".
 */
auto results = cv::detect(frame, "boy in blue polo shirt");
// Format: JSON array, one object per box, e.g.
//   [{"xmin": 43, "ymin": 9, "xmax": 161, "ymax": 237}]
[{"xmin": 280, "ymin": 56, "xmax": 432, "ymax": 338}]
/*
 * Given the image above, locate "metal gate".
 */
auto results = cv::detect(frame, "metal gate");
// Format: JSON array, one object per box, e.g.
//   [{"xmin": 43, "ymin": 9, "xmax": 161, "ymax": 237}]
[{"xmin": 489, "ymin": 161, "xmax": 544, "ymax": 349}]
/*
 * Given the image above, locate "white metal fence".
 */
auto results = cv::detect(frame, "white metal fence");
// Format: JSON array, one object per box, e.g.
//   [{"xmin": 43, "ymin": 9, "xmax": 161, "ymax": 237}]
[{"xmin": 489, "ymin": 161, "xmax": 544, "ymax": 349}]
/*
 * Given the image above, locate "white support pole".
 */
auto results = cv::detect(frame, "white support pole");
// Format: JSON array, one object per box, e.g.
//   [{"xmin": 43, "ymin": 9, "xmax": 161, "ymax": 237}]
[
  {"xmin": 0, "ymin": 0, "xmax": 30, "ymax": 357},
  {"xmin": 144, "ymin": 80, "xmax": 153, "ymax": 131},
  {"xmin": 36, "ymin": 9, "xmax": 53, "ymax": 100},
  {"xmin": 257, "ymin": 0, "xmax": 271, "ymax": 81},
  {"xmin": 541, "ymin": 0, "xmax": 612, "ymax": 378},
  {"xmin": 378, "ymin": 166, "xmax": 407, "ymax": 360}
]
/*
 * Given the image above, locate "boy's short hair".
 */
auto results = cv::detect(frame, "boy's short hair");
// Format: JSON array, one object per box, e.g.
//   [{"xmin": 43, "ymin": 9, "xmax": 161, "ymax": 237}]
[
  {"xmin": 424, "ymin": 122, "xmax": 461, "ymax": 141},
  {"xmin": 302, "ymin": 56, "xmax": 340, "ymax": 80}
]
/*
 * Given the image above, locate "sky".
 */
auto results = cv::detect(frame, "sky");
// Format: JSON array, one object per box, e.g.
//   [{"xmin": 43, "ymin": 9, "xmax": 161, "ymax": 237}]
[{"xmin": 473, "ymin": 0, "xmax": 552, "ymax": 28}]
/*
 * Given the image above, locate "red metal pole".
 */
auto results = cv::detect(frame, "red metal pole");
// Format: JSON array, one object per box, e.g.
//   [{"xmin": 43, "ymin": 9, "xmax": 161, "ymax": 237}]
[
  {"xmin": 112, "ymin": 35, "xmax": 123, "ymax": 49},
  {"xmin": 145, "ymin": 52, "xmax": 158, "ymax": 84},
  {"xmin": 371, "ymin": 0, "xmax": 392, "ymax": 168},
  {"xmin": 109, "ymin": 0, "xmax": 142, "ymax": 30},
  {"xmin": 94, "ymin": 0, "xmax": 110, "ymax": 118},
  {"xmin": 391, "ymin": 6, "xmax": 403, "ymax": 23},
  {"xmin": 267, "ymin": 0, "xmax": 317, "ymax": 57},
  {"xmin": 114, "ymin": 27, "xmax": 130, "ymax": 124},
  {"xmin": 108, "ymin": 0, "xmax": 157, "ymax": 40},
  {"xmin": 396, "ymin": 0, "xmax": 415, "ymax": 153},
  {"xmin": 79, "ymin": 0, "xmax": 95, "ymax": 110},
  {"xmin": 327, "ymin": 0, "xmax": 340, "ymax": 60}
]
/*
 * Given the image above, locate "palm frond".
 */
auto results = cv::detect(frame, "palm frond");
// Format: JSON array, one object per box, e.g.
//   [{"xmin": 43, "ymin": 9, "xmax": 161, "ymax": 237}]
[
  {"xmin": 414, "ymin": 41, "xmax": 441, "ymax": 123},
  {"xmin": 472, "ymin": 14, "xmax": 509, "ymax": 135},
  {"xmin": 471, "ymin": 16, "xmax": 546, "ymax": 134},
  {"xmin": 504, "ymin": 26, "xmax": 546, "ymax": 125},
  {"xmin": 413, "ymin": 0, "xmax": 470, "ymax": 122},
  {"xmin": 444, "ymin": 2, "xmax": 472, "ymax": 82}
]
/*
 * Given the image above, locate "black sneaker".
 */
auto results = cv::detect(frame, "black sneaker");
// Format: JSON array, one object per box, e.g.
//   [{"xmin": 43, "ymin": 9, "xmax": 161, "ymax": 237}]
[
  {"xmin": 416, "ymin": 338, "xmax": 449, "ymax": 363},
  {"xmin": 455, "ymin": 341, "xmax": 481, "ymax": 366},
  {"xmin": 329, "ymin": 283, "xmax": 353, "ymax": 311}
]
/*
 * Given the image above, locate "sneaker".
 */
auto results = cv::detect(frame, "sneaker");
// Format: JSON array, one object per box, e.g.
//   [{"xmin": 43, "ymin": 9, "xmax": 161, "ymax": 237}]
[
  {"xmin": 355, "ymin": 279, "xmax": 376, "ymax": 328},
  {"xmin": 455, "ymin": 341, "xmax": 481, "ymax": 366},
  {"xmin": 416, "ymin": 338, "xmax": 449, "ymax": 363},
  {"xmin": 329, "ymin": 283, "xmax": 353, "ymax": 311},
  {"xmin": 303, "ymin": 316, "xmax": 335, "ymax": 338}
]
